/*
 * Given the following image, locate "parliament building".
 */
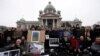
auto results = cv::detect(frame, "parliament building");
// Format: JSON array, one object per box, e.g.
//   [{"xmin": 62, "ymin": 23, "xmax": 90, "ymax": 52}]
[{"xmin": 16, "ymin": 2, "xmax": 82, "ymax": 29}]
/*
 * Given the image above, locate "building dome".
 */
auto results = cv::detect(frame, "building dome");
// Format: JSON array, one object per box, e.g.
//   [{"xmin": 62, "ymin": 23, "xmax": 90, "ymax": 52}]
[
  {"xmin": 44, "ymin": 2, "xmax": 56, "ymax": 13},
  {"xmin": 20, "ymin": 18, "xmax": 25, "ymax": 22},
  {"xmin": 74, "ymin": 18, "xmax": 80, "ymax": 22},
  {"xmin": 96, "ymin": 21, "xmax": 100, "ymax": 25}
]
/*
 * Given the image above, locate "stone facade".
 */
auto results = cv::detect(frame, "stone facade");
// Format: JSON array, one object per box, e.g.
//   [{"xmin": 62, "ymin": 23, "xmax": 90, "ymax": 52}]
[{"xmin": 16, "ymin": 2, "xmax": 82, "ymax": 29}]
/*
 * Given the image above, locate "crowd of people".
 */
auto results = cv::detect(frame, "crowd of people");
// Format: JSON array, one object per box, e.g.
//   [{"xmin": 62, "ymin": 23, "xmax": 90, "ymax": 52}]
[
  {"xmin": 0, "ymin": 27, "xmax": 28, "ymax": 56},
  {"xmin": 45, "ymin": 24, "xmax": 100, "ymax": 56},
  {"xmin": 0, "ymin": 24, "xmax": 100, "ymax": 56}
]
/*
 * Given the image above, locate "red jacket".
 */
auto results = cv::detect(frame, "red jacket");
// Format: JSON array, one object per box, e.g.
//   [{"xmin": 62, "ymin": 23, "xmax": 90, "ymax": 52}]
[{"xmin": 70, "ymin": 38, "xmax": 79, "ymax": 49}]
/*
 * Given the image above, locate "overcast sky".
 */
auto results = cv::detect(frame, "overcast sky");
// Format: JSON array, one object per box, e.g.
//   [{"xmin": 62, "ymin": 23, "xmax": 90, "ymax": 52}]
[{"xmin": 0, "ymin": 0, "xmax": 100, "ymax": 27}]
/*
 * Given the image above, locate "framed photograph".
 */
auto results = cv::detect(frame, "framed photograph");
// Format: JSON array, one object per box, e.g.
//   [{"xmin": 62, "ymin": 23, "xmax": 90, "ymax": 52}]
[
  {"xmin": 4, "ymin": 52, "xmax": 9, "ymax": 56},
  {"xmin": 31, "ymin": 31, "xmax": 40, "ymax": 42},
  {"xmin": 49, "ymin": 38, "xmax": 59, "ymax": 47},
  {"xmin": 0, "ymin": 52, "xmax": 8, "ymax": 56},
  {"xmin": 9, "ymin": 49, "xmax": 20, "ymax": 56},
  {"xmin": 0, "ymin": 49, "xmax": 20, "ymax": 56},
  {"xmin": 29, "ymin": 42, "xmax": 44, "ymax": 54},
  {"xmin": 45, "ymin": 35, "xmax": 49, "ymax": 39}
]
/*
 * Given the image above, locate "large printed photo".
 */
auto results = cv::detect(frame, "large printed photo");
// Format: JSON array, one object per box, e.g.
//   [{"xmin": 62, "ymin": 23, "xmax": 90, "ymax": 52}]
[{"xmin": 31, "ymin": 31, "xmax": 40, "ymax": 42}]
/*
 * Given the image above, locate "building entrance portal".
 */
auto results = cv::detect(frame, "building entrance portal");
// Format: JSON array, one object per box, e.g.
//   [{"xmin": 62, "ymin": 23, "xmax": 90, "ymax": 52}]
[{"xmin": 47, "ymin": 19, "xmax": 53, "ymax": 29}]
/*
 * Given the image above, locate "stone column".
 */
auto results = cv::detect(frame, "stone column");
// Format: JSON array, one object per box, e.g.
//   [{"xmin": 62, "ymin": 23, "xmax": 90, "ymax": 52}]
[
  {"xmin": 53, "ymin": 19, "xmax": 55, "ymax": 28},
  {"xmin": 17, "ymin": 24, "xmax": 21, "ymax": 28},
  {"xmin": 57, "ymin": 20, "xmax": 58, "ymax": 28},
  {"xmin": 41, "ymin": 19, "xmax": 43, "ymax": 26},
  {"xmin": 55, "ymin": 19, "xmax": 57, "ymax": 28},
  {"xmin": 46, "ymin": 19, "xmax": 47, "ymax": 26},
  {"xmin": 54, "ymin": 19, "xmax": 55, "ymax": 28},
  {"xmin": 27, "ymin": 24, "xmax": 29, "ymax": 29},
  {"xmin": 21, "ymin": 24, "xmax": 24, "ymax": 29},
  {"xmin": 20, "ymin": 24, "xmax": 22, "ymax": 29},
  {"xmin": 57, "ymin": 19, "xmax": 60, "ymax": 28}
]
